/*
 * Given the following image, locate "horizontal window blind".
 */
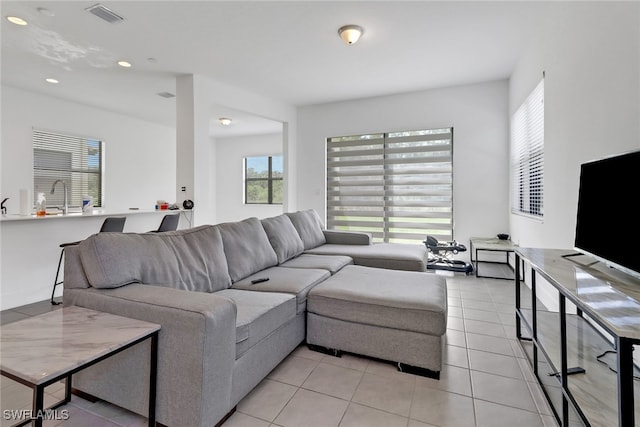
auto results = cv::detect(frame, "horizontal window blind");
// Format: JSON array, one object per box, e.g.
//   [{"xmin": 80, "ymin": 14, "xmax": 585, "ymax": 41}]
[
  {"xmin": 33, "ymin": 129, "xmax": 103, "ymax": 208},
  {"xmin": 511, "ymin": 79, "xmax": 544, "ymax": 217},
  {"xmin": 327, "ymin": 128, "xmax": 453, "ymax": 244}
]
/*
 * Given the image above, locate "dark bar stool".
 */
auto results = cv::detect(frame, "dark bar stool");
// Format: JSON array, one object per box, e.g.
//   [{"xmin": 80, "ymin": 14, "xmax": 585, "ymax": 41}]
[
  {"xmin": 51, "ymin": 216, "xmax": 126, "ymax": 305},
  {"xmin": 154, "ymin": 213, "xmax": 180, "ymax": 232}
]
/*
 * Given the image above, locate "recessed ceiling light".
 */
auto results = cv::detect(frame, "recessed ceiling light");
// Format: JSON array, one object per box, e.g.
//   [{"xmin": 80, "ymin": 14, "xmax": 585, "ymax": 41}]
[
  {"xmin": 6, "ymin": 16, "xmax": 28, "ymax": 26},
  {"xmin": 117, "ymin": 60, "xmax": 132, "ymax": 68},
  {"xmin": 219, "ymin": 118, "xmax": 232, "ymax": 126},
  {"xmin": 45, "ymin": 78, "xmax": 59, "ymax": 84}
]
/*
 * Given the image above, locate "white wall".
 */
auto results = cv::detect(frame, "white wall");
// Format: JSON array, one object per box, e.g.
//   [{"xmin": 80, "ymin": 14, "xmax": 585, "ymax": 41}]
[
  {"xmin": 215, "ymin": 132, "xmax": 284, "ymax": 223},
  {"xmin": 509, "ymin": 2, "xmax": 640, "ymax": 250},
  {"xmin": 175, "ymin": 75, "xmax": 297, "ymax": 226},
  {"xmin": 509, "ymin": 3, "xmax": 640, "ymax": 341},
  {"xmin": 296, "ymin": 80, "xmax": 510, "ymax": 254},
  {"xmin": 1, "ymin": 85, "xmax": 176, "ymax": 213}
]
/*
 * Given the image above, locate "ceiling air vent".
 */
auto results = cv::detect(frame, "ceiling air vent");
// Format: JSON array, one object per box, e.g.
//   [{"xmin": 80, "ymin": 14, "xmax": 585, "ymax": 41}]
[
  {"xmin": 85, "ymin": 4, "xmax": 124, "ymax": 24},
  {"xmin": 157, "ymin": 92, "xmax": 176, "ymax": 99}
]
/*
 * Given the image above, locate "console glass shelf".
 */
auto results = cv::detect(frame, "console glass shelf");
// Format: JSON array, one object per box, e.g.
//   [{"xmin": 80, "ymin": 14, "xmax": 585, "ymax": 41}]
[{"xmin": 515, "ymin": 248, "xmax": 640, "ymax": 427}]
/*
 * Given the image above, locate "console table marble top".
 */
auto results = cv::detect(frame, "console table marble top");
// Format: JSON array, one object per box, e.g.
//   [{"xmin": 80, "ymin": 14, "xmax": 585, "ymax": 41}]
[
  {"xmin": 0, "ymin": 306, "xmax": 160, "ymax": 385},
  {"xmin": 516, "ymin": 247, "xmax": 640, "ymax": 339},
  {"xmin": 470, "ymin": 237, "xmax": 516, "ymax": 251}
]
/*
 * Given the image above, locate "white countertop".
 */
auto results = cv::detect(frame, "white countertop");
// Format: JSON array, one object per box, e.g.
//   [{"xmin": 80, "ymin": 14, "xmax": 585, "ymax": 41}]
[{"xmin": 0, "ymin": 208, "xmax": 186, "ymax": 222}]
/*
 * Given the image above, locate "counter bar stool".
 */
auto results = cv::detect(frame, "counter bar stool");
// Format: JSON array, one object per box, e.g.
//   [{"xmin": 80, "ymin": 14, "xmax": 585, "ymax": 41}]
[
  {"xmin": 50, "ymin": 216, "xmax": 126, "ymax": 305},
  {"xmin": 154, "ymin": 213, "xmax": 180, "ymax": 232}
]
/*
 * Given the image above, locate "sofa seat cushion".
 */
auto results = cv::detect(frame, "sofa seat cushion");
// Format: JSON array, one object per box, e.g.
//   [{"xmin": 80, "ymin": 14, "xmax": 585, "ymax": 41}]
[
  {"xmin": 261, "ymin": 215, "xmax": 305, "ymax": 263},
  {"xmin": 308, "ymin": 265, "xmax": 447, "ymax": 336},
  {"xmin": 217, "ymin": 217, "xmax": 278, "ymax": 282},
  {"xmin": 285, "ymin": 210, "xmax": 326, "ymax": 250},
  {"xmin": 305, "ymin": 243, "xmax": 427, "ymax": 272},
  {"xmin": 215, "ymin": 289, "xmax": 296, "ymax": 359},
  {"xmin": 79, "ymin": 225, "xmax": 232, "ymax": 292},
  {"xmin": 232, "ymin": 267, "xmax": 330, "ymax": 313},
  {"xmin": 280, "ymin": 254, "xmax": 353, "ymax": 275}
]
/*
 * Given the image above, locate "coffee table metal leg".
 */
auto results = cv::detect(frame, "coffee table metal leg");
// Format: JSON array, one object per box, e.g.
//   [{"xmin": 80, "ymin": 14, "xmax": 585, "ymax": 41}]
[
  {"xmin": 65, "ymin": 376, "xmax": 72, "ymax": 403},
  {"xmin": 32, "ymin": 385, "xmax": 44, "ymax": 427},
  {"xmin": 149, "ymin": 332, "xmax": 158, "ymax": 427}
]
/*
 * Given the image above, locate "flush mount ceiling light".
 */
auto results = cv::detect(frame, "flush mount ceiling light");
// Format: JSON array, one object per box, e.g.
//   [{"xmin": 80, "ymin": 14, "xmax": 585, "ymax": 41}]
[
  {"xmin": 117, "ymin": 60, "xmax": 132, "ymax": 68},
  {"xmin": 6, "ymin": 16, "xmax": 28, "ymax": 26},
  {"xmin": 338, "ymin": 25, "xmax": 363, "ymax": 45},
  {"xmin": 219, "ymin": 118, "xmax": 232, "ymax": 126},
  {"xmin": 45, "ymin": 78, "xmax": 59, "ymax": 84}
]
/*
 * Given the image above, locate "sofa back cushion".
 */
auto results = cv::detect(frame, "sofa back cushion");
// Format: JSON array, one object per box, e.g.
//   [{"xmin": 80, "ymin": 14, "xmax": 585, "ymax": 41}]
[
  {"xmin": 217, "ymin": 217, "xmax": 278, "ymax": 282},
  {"xmin": 261, "ymin": 215, "xmax": 304, "ymax": 263},
  {"xmin": 286, "ymin": 210, "xmax": 326, "ymax": 250},
  {"xmin": 79, "ymin": 225, "xmax": 232, "ymax": 292}
]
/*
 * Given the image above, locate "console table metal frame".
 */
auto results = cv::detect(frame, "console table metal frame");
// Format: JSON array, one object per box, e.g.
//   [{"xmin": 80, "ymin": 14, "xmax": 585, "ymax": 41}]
[
  {"xmin": 0, "ymin": 307, "xmax": 159, "ymax": 427},
  {"xmin": 470, "ymin": 237, "xmax": 521, "ymax": 280},
  {"xmin": 515, "ymin": 248, "xmax": 640, "ymax": 427}
]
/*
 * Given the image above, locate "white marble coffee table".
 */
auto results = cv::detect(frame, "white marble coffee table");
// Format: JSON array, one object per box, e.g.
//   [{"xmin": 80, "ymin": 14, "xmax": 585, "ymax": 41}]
[{"xmin": 0, "ymin": 306, "xmax": 160, "ymax": 427}]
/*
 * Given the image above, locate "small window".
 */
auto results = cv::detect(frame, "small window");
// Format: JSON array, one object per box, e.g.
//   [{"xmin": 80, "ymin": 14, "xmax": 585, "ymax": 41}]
[
  {"xmin": 244, "ymin": 155, "xmax": 283, "ymax": 204},
  {"xmin": 511, "ymin": 79, "xmax": 544, "ymax": 218},
  {"xmin": 33, "ymin": 129, "xmax": 103, "ymax": 207}
]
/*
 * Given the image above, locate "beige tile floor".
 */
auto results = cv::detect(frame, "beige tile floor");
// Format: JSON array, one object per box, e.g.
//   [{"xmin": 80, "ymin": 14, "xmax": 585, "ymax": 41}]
[{"xmin": 1, "ymin": 272, "xmax": 559, "ymax": 427}]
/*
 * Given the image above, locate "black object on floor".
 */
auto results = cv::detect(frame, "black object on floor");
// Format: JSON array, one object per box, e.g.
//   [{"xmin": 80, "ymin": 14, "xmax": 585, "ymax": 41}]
[{"xmin": 424, "ymin": 236, "xmax": 474, "ymax": 275}]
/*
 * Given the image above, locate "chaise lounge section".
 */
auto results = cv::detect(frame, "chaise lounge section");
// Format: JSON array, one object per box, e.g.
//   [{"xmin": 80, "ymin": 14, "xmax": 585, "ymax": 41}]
[{"xmin": 62, "ymin": 210, "xmax": 446, "ymax": 427}]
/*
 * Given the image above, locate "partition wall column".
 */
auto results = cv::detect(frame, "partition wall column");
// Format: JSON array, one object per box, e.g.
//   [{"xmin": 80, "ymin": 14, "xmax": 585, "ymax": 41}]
[{"xmin": 176, "ymin": 74, "xmax": 216, "ymax": 226}]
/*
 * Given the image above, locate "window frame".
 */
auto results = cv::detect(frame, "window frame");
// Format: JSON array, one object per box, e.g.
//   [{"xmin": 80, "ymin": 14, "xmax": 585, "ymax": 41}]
[
  {"xmin": 244, "ymin": 155, "xmax": 283, "ymax": 205},
  {"xmin": 511, "ymin": 78, "xmax": 544, "ymax": 219},
  {"xmin": 32, "ymin": 128, "xmax": 104, "ymax": 208},
  {"xmin": 326, "ymin": 128, "xmax": 453, "ymax": 244}
]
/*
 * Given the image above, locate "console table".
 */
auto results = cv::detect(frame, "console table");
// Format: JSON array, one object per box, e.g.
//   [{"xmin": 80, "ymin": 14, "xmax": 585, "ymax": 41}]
[
  {"xmin": 0, "ymin": 306, "xmax": 160, "ymax": 427},
  {"xmin": 515, "ymin": 248, "xmax": 640, "ymax": 427},
  {"xmin": 470, "ymin": 237, "xmax": 520, "ymax": 280}
]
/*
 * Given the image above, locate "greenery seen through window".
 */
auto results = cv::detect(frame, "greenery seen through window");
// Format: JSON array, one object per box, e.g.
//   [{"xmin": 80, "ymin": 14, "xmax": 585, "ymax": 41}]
[{"xmin": 245, "ymin": 155, "xmax": 283, "ymax": 204}]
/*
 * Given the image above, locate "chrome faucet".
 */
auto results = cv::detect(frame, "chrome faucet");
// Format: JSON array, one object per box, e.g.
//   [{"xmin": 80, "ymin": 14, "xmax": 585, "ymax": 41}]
[{"xmin": 50, "ymin": 179, "xmax": 68, "ymax": 215}]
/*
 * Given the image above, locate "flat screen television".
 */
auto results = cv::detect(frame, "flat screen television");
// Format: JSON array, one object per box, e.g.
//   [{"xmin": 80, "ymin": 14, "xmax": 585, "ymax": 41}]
[{"xmin": 574, "ymin": 149, "xmax": 640, "ymax": 280}]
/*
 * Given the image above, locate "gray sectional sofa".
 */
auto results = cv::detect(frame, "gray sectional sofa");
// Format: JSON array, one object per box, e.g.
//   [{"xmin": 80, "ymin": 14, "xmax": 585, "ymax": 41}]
[{"xmin": 62, "ymin": 210, "xmax": 446, "ymax": 427}]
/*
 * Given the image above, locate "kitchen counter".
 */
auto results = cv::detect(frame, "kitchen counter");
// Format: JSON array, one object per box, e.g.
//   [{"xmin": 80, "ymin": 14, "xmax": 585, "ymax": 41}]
[
  {"xmin": 1, "ymin": 208, "xmax": 194, "ymax": 310},
  {"xmin": 0, "ymin": 208, "xmax": 185, "ymax": 222}
]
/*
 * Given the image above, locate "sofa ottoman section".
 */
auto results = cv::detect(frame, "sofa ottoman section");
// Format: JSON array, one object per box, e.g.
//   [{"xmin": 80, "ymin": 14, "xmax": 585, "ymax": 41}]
[{"xmin": 306, "ymin": 265, "xmax": 447, "ymax": 378}]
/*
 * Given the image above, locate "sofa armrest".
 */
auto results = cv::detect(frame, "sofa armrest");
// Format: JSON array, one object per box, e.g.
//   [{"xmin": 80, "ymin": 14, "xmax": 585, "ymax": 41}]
[
  {"xmin": 64, "ymin": 284, "xmax": 236, "ymax": 427},
  {"xmin": 63, "ymin": 244, "xmax": 90, "ymax": 289},
  {"xmin": 323, "ymin": 229, "xmax": 372, "ymax": 245}
]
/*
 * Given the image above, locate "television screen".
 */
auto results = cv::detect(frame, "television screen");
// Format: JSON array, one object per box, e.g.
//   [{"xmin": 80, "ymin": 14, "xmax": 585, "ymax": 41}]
[{"xmin": 575, "ymin": 149, "xmax": 640, "ymax": 280}]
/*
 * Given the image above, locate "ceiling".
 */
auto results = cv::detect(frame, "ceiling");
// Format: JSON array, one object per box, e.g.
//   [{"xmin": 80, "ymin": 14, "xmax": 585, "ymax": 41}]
[{"xmin": 1, "ymin": 1, "xmax": 550, "ymax": 135}]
